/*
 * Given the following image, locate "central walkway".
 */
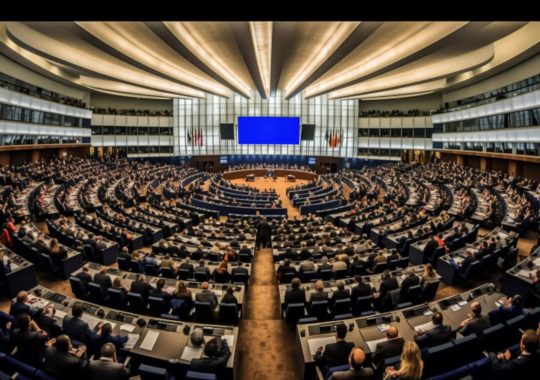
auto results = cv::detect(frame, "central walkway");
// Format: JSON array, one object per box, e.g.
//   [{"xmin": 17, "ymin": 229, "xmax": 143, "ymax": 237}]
[{"xmin": 231, "ymin": 176, "xmax": 309, "ymax": 379}]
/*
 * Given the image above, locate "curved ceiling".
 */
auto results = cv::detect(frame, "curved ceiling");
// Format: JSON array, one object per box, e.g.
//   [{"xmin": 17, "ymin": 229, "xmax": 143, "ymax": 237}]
[{"xmin": 0, "ymin": 21, "xmax": 539, "ymax": 101}]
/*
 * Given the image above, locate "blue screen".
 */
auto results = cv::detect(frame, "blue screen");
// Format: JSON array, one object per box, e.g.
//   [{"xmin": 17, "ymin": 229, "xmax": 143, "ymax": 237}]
[
  {"xmin": 220, "ymin": 156, "xmax": 228, "ymax": 164},
  {"xmin": 238, "ymin": 116, "xmax": 300, "ymax": 144},
  {"xmin": 308, "ymin": 157, "xmax": 316, "ymax": 165}
]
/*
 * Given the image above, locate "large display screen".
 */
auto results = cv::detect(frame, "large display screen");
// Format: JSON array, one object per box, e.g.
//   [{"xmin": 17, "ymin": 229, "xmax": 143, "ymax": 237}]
[{"xmin": 238, "ymin": 116, "xmax": 300, "ymax": 144}]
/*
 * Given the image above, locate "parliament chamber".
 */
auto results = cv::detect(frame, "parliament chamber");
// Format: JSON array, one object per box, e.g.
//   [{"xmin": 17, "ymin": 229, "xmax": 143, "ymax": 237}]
[{"xmin": 1, "ymin": 20, "xmax": 540, "ymax": 380}]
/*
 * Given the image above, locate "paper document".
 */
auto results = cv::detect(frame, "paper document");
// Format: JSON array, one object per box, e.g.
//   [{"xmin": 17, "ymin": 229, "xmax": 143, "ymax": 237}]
[
  {"xmin": 222, "ymin": 334, "xmax": 235, "ymax": 348},
  {"xmin": 423, "ymin": 310, "xmax": 433, "ymax": 317},
  {"xmin": 450, "ymin": 304, "xmax": 461, "ymax": 312},
  {"xmin": 54, "ymin": 310, "xmax": 67, "ymax": 319},
  {"xmin": 124, "ymin": 333, "xmax": 140, "ymax": 350},
  {"xmin": 307, "ymin": 336, "xmax": 337, "ymax": 357},
  {"xmin": 533, "ymin": 258, "xmax": 540, "ymax": 267},
  {"xmin": 414, "ymin": 321, "xmax": 435, "ymax": 333},
  {"xmin": 120, "ymin": 324, "xmax": 135, "ymax": 332},
  {"xmin": 458, "ymin": 300, "xmax": 467, "ymax": 306},
  {"xmin": 139, "ymin": 330, "xmax": 160, "ymax": 351},
  {"xmin": 81, "ymin": 314, "xmax": 102, "ymax": 329},
  {"xmin": 366, "ymin": 337, "xmax": 387, "ymax": 352},
  {"xmin": 29, "ymin": 298, "xmax": 49, "ymax": 309},
  {"xmin": 377, "ymin": 324, "xmax": 390, "ymax": 332},
  {"xmin": 180, "ymin": 346, "xmax": 203, "ymax": 361},
  {"xmin": 518, "ymin": 270, "xmax": 535, "ymax": 279}
]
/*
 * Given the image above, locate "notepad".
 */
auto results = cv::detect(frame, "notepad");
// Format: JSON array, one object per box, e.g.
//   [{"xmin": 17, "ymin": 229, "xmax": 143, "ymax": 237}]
[
  {"xmin": 458, "ymin": 300, "xmax": 467, "ymax": 306},
  {"xmin": 139, "ymin": 330, "xmax": 159, "ymax": 351},
  {"xmin": 423, "ymin": 310, "xmax": 433, "ymax": 316},
  {"xmin": 366, "ymin": 337, "xmax": 387, "ymax": 352},
  {"xmin": 450, "ymin": 304, "xmax": 461, "ymax": 312},
  {"xmin": 222, "ymin": 334, "xmax": 235, "ymax": 348},
  {"xmin": 518, "ymin": 269, "xmax": 535, "ymax": 279},
  {"xmin": 120, "ymin": 324, "xmax": 135, "ymax": 332},
  {"xmin": 307, "ymin": 336, "xmax": 337, "ymax": 356},
  {"xmin": 533, "ymin": 258, "xmax": 540, "ymax": 267},
  {"xmin": 180, "ymin": 346, "xmax": 203, "ymax": 361},
  {"xmin": 414, "ymin": 321, "xmax": 434, "ymax": 333},
  {"xmin": 377, "ymin": 324, "xmax": 390, "ymax": 332},
  {"xmin": 81, "ymin": 314, "xmax": 101, "ymax": 329},
  {"xmin": 124, "ymin": 333, "xmax": 140, "ymax": 350}
]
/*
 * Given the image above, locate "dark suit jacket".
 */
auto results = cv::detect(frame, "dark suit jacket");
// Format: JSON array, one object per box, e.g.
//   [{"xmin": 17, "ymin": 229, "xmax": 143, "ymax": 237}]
[
  {"xmin": 88, "ymin": 359, "xmax": 129, "ymax": 380},
  {"xmin": 284, "ymin": 288, "xmax": 306, "ymax": 305},
  {"xmin": 75, "ymin": 272, "xmax": 92, "ymax": 288},
  {"xmin": 13, "ymin": 329, "xmax": 47, "ymax": 366},
  {"xmin": 330, "ymin": 289, "xmax": 350, "ymax": 307},
  {"xmin": 9, "ymin": 301, "xmax": 32, "ymax": 317},
  {"xmin": 460, "ymin": 256, "xmax": 476, "ymax": 271},
  {"xmin": 310, "ymin": 291, "xmax": 329, "ymax": 304},
  {"xmin": 189, "ymin": 339, "xmax": 231, "ymax": 375},
  {"xmin": 62, "ymin": 316, "xmax": 93, "ymax": 343},
  {"xmin": 379, "ymin": 277, "xmax": 399, "ymax": 300},
  {"xmin": 195, "ymin": 290, "xmax": 219, "ymax": 309},
  {"xmin": 44, "ymin": 346, "xmax": 87, "ymax": 380},
  {"xmin": 490, "ymin": 351, "xmax": 540, "ymax": 378},
  {"xmin": 459, "ymin": 315, "xmax": 491, "ymax": 336},
  {"xmin": 314, "ymin": 340, "xmax": 355, "ymax": 371},
  {"xmin": 400, "ymin": 274, "xmax": 420, "ymax": 298},
  {"xmin": 130, "ymin": 280, "xmax": 153, "ymax": 300},
  {"xmin": 351, "ymin": 283, "xmax": 372, "ymax": 302},
  {"xmin": 423, "ymin": 324, "xmax": 453, "ymax": 347},
  {"xmin": 93, "ymin": 273, "xmax": 113, "ymax": 290},
  {"xmin": 371, "ymin": 337, "xmax": 405, "ymax": 368}
]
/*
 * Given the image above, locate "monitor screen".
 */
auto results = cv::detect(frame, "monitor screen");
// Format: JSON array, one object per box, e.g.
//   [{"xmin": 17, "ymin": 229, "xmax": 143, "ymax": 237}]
[
  {"xmin": 220, "ymin": 156, "xmax": 228, "ymax": 164},
  {"xmin": 301, "ymin": 124, "xmax": 315, "ymax": 140},
  {"xmin": 308, "ymin": 157, "xmax": 316, "ymax": 165},
  {"xmin": 220, "ymin": 123, "xmax": 235, "ymax": 140},
  {"xmin": 238, "ymin": 116, "xmax": 300, "ymax": 144}
]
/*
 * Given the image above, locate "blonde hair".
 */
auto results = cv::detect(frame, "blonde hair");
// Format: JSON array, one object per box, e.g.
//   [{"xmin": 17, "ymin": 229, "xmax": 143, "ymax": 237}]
[{"xmin": 396, "ymin": 341, "xmax": 423, "ymax": 380}]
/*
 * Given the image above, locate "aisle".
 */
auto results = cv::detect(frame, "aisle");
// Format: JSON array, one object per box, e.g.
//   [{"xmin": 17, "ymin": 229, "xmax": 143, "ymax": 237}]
[{"xmin": 235, "ymin": 247, "xmax": 299, "ymax": 380}]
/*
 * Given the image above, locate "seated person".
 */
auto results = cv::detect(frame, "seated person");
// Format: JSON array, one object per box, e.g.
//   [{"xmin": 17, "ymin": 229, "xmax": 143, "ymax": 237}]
[
  {"xmin": 351, "ymin": 275, "xmax": 372, "ymax": 305},
  {"xmin": 384, "ymin": 341, "xmax": 423, "ymax": 380},
  {"xmin": 149, "ymin": 278, "xmax": 172, "ymax": 304},
  {"xmin": 44, "ymin": 334, "xmax": 88, "ymax": 379},
  {"xmin": 10, "ymin": 290, "xmax": 38, "ymax": 318},
  {"xmin": 62, "ymin": 304, "xmax": 93, "ymax": 344},
  {"xmin": 88, "ymin": 343, "xmax": 129, "ymax": 380},
  {"xmin": 48, "ymin": 238, "xmax": 68, "ymax": 260},
  {"xmin": 314, "ymin": 324, "xmax": 355, "ymax": 375},
  {"xmin": 13, "ymin": 313, "xmax": 50, "ymax": 367},
  {"xmin": 328, "ymin": 347, "xmax": 374, "ymax": 380},
  {"xmin": 160, "ymin": 254, "xmax": 178, "ymax": 273},
  {"xmin": 400, "ymin": 268, "xmax": 420, "ymax": 299},
  {"xmin": 490, "ymin": 294, "xmax": 524, "ymax": 323},
  {"xmin": 194, "ymin": 259, "xmax": 211, "ymax": 279},
  {"xmin": 374, "ymin": 270, "xmax": 398, "ymax": 303},
  {"xmin": 458, "ymin": 302, "xmax": 492, "ymax": 336},
  {"xmin": 0, "ymin": 250, "xmax": 11, "ymax": 275},
  {"xmin": 213, "ymin": 261, "xmax": 231, "ymax": 283},
  {"xmin": 329, "ymin": 280, "xmax": 350, "ymax": 308},
  {"xmin": 195, "ymin": 282, "xmax": 219, "ymax": 310},
  {"xmin": 129, "ymin": 274, "xmax": 153, "ymax": 301},
  {"xmin": 489, "ymin": 329, "xmax": 540, "ymax": 378},
  {"xmin": 112, "ymin": 277, "xmax": 128, "ymax": 294},
  {"xmin": 221, "ymin": 286, "xmax": 238, "ymax": 306},
  {"xmin": 420, "ymin": 263, "xmax": 437, "ymax": 286},
  {"xmin": 189, "ymin": 337, "xmax": 231, "ymax": 375},
  {"xmin": 284, "ymin": 277, "xmax": 306, "ymax": 306},
  {"xmin": 179, "ymin": 257, "xmax": 194, "ymax": 277},
  {"xmin": 310, "ymin": 279, "xmax": 329, "ymax": 305},
  {"xmin": 371, "ymin": 326, "xmax": 405, "ymax": 370},
  {"xmin": 91, "ymin": 322, "xmax": 128, "ymax": 358},
  {"xmin": 75, "ymin": 265, "xmax": 92, "ymax": 288},
  {"xmin": 415, "ymin": 311, "xmax": 452, "ymax": 348},
  {"xmin": 93, "ymin": 268, "xmax": 113, "ymax": 290}
]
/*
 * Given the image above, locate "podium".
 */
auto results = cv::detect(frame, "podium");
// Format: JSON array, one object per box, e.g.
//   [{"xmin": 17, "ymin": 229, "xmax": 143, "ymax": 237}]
[{"xmin": 245, "ymin": 174, "xmax": 255, "ymax": 182}]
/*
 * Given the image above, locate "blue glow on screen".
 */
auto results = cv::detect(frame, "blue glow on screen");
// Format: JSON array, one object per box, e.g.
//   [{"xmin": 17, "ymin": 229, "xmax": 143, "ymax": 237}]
[
  {"xmin": 238, "ymin": 116, "xmax": 300, "ymax": 144},
  {"xmin": 308, "ymin": 157, "xmax": 316, "ymax": 165}
]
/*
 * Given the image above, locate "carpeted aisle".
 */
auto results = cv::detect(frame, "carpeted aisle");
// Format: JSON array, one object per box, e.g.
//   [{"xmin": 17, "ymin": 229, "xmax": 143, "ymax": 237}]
[{"xmin": 236, "ymin": 247, "xmax": 299, "ymax": 380}]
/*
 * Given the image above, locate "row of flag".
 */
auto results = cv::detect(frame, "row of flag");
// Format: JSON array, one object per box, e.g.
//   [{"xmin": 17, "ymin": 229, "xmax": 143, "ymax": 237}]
[
  {"xmin": 325, "ymin": 127, "xmax": 343, "ymax": 148},
  {"xmin": 187, "ymin": 127, "xmax": 204, "ymax": 146}
]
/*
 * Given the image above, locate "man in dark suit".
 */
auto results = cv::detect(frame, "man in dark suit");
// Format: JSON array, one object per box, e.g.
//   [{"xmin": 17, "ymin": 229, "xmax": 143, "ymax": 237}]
[
  {"xmin": 62, "ymin": 304, "xmax": 93, "ymax": 343},
  {"xmin": 376, "ymin": 270, "xmax": 399, "ymax": 304},
  {"xmin": 310, "ymin": 280, "xmax": 329, "ymax": 305},
  {"xmin": 314, "ymin": 324, "xmax": 355, "ymax": 375},
  {"xmin": 179, "ymin": 257, "xmax": 194, "ymax": 277},
  {"xmin": 458, "ymin": 248, "xmax": 477, "ymax": 272},
  {"xmin": 329, "ymin": 347, "xmax": 374, "ymax": 380},
  {"xmin": 330, "ymin": 281, "xmax": 350, "ymax": 309},
  {"xmin": 371, "ymin": 326, "xmax": 405, "ymax": 369},
  {"xmin": 489, "ymin": 329, "xmax": 540, "ymax": 378},
  {"xmin": 400, "ymin": 268, "xmax": 420, "ymax": 299},
  {"xmin": 284, "ymin": 277, "xmax": 306, "ymax": 306},
  {"xmin": 93, "ymin": 268, "xmax": 112, "ymax": 290},
  {"xmin": 195, "ymin": 282, "xmax": 219, "ymax": 310},
  {"xmin": 117, "ymin": 247, "xmax": 131, "ymax": 261},
  {"xmin": 256, "ymin": 218, "xmax": 272, "ymax": 250},
  {"xmin": 458, "ymin": 302, "xmax": 492, "ymax": 336},
  {"xmin": 129, "ymin": 274, "xmax": 154, "ymax": 301},
  {"xmin": 351, "ymin": 275, "xmax": 372, "ymax": 305},
  {"xmin": 415, "ymin": 311, "xmax": 452, "ymax": 348},
  {"xmin": 44, "ymin": 334, "xmax": 88, "ymax": 380},
  {"xmin": 88, "ymin": 343, "xmax": 129, "ymax": 380},
  {"xmin": 318, "ymin": 257, "xmax": 333, "ymax": 273},
  {"xmin": 231, "ymin": 264, "xmax": 249, "ymax": 281},
  {"xmin": 189, "ymin": 337, "xmax": 231, "ymax": 376},
  {"xmin": 194, "ymin": 259, "xmax": 211, "ymax": 280},
  {"xmin": 9, "ymin": 291, "xmax": 37, "ymax": 318},
  {"xmin": 75, "ymin": 265, "xmax": 92, "ymax": 288},
  {"xmin": 12, "ymin": 313, "xmax": 49, "ymax": 367},
  {"xmin": 423, "ymin": 238, "xmax": 438, "ymax": 257}
]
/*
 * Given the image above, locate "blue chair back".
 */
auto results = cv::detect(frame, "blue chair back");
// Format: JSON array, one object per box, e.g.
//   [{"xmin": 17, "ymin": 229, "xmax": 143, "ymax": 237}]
[
  {"xmin": 107, "ymin": 288, "xmax": 128, "ymax": 309},
  {"xmin": 194, "ymin": 301, "xmax": 214, "ymax": 322},
  {"xmin": 185, "ymin": 371, "xmax": 216, "ymax": 380},
  {"xmin": 138, "ymin": 363, "xmax": 173, "ymax": 380},
  {"xmin": 219, "ymin": 303, "xmax": 239, "ymax": 324},
  {"xmin": 69, "ymin": 276, "xmax": 88, "ymax": 299},
  {"xmin": 127, "ymin": 292, "xmax": 147, "ymax": 313},
  {"xmin": 284, "ymin": 303, "xmax": 305, "ymax": 324}
]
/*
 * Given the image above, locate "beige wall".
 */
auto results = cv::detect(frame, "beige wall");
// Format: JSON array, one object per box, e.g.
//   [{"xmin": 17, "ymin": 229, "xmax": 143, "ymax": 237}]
[
  {"xmin": 0, "ymin": 55, "xmax": 89, "ymax": 102},
  {"xmin": 443, "ymin": 53, "xmax": 540, "ymax": 103},
  {"xmin": 90, "ymin": 93, "xmax": 173, "ymax": 112},
  {"xmin": 358, "ymin": 93, "xmax": 442, "ymax": 113}
]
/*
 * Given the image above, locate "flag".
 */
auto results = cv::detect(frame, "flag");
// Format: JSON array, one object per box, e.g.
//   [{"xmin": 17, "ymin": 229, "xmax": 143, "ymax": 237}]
[
  {"xmin": 337, "ymin": 127, "xmax": 343, "ymax": 147},
  {"xmin": 198, "ymin": 127, "xmax": 203, "ymax": 146},
  {"xmin": 330, "ymin": 127, "xmax": 336, "ymax": 148},
  {"xmin": 325, "ymin": 126, "xmax": 329, "ymax": 146},
  {"xmin": 187, "ymin": 128, "xmax": 192, "ymax": 145}
]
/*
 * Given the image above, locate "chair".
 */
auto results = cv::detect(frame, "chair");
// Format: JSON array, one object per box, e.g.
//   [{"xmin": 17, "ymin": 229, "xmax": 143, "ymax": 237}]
[
  {"xmin": 281, "ymin": 272, "xmax": 295, "ymax": 284},
  {"xmin": 138, "ymin": 363, "xmax": 176, "ymax": 380},
  {"xmin": 40, "ymin": 253, "xmax": 62, "ymax": 277},
  {"xmin": 325, "ymin": 364, "xmax": 349, "ymax": 380},
  {"xmin": 310, "ymin": 300, "xmax": 329, "ymax": 321},
  {"xmin": 353, "ymin": 295, "xmax": 374, "ymax": 316},
  {"xmin": 232, "ymin": 272, "xmax": 249, "ymax": 285},
  {"xmin": 107, "ymin": 288, "xmax": 128, "ymax": 310},
  {"xmin": 117, "ymin": 257, "xmax": 131, "ymax": 271},
  {"xmin": 194, "ymin": 301, "xmax": 214, "ymax": 322},
  {"xmin": 332, "ymin": 313, "xmax": 353, "ymax": 320},
  {"xmin": 480, "ymin": 323, "xmax": 506, "ymax": 352},
  {"xmin": 319, "ymin": 269, "xmax": 332, "ymax": 281},
  {"xmin": 298, "ymin": 316, "xmax": 317, "ymax": 324},
  {"xmin": 219, "ymin": 303, "xmax": 240, "ymax": 324},
  {"xmin": 159, "ymin": 313, "xmax": 180, "ymax": 321},
  {"xmin": 69, "ymin": 276, "xmax": 89, "ymax": 299},
  {"xmin": 429, "ymin": 364, "xmax": 471, "ymax": 380},
  {"xmin": 405, "ymin": 284, "xmax": 423, "ymax": 304},
  {"xmin": 284, "ymin": 303, "xmax": 305, "ymax": 324},
  {"xmin": 388, "ymin": 260, "xmax": 400, "ymax": 271},
  {"xmin": 452, "ymin": 334, "xmax": 481, "ymax": 367},
  {"xmin": 194, "ymin": 270, "xmax": 210, "ymax": 282},
  {"xmin": 127, "ymin": 292, "xmax": 147, "ymax": 313},
  {"xmin": 457, "ymin": 260, "xmax": 481, "ymax": 283},
  {"xmin": 423, "ymin": 342, "xmax": 455, "ymax": 377},
  {"xmin": 332, "ymin": 298, "xmax": 351, "ymax": 316},
  {"xmin": 239, "ymin": 253, "xmax": 252, "ymax": 263},
  {"xmin": 373, "ymin": 262, "xmax": 388, "ymax": 274},
  {"xmin": 301, "ymin": 271, "xmax": 317, "ymax": 283},
  {"xmin": 334, "ymin": 268, "xmax": 348, "ymax": 280},
  {"xmin": 185, "ymin": 371, "xmax": 216, "ymax": 380},
  {"xmin": 130, "ymin": 260, "xmax": 144, "ymax": 274},
  {"xmin": 421, "ymin": 280, "xmax": 440, "ymax": 301},
  {"xmin": 178, "ymin": 269, "xmax": 192, "ymax": 280},
  {"xmin": 144, "ymin": 264, "xmax": 161, "ymax": 277},
  {"xmin": 161, "ymin": 267, "xmax": 177, "ymax": 279},
  {"xmin": 88, "ymin": 282, "xmax": 108, "ymax": 305},
  {"xmin": 148, "ymin": 296, "xmax": 169, "ymax": 316}
]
